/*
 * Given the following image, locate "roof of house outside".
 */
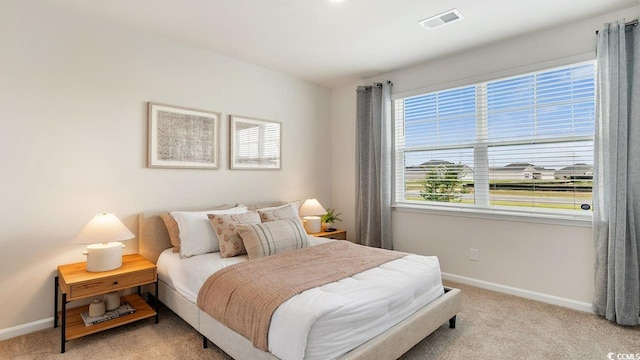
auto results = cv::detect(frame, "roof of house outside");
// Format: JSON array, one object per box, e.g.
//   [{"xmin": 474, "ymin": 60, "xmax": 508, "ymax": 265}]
[
  {"xmin": 556, "ymin": 164, "xmax": 593, "ymax": 171},
  {"xmin": 490, "ymin": 163, "xmax": 549, "ymax": 171}
]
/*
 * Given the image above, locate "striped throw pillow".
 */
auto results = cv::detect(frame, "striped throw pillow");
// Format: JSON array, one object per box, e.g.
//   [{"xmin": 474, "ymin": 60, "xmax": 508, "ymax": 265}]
[{"xmin": 237, "ymin": 218, "xmax": 308, "ymax": 259}]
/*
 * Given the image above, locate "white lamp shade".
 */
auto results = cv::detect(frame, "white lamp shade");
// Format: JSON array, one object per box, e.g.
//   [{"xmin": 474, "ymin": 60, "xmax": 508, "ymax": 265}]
[
  {"xmin": 299, "ymin": 199, "xmax": 327, "ymax": 217},
  {"xmin": 72, "ymin": 213, "xmax": 134, "ymax": 272},
  {"xmin": 72, "ymin": 213, "xmax": 134, "ymax": 244}
]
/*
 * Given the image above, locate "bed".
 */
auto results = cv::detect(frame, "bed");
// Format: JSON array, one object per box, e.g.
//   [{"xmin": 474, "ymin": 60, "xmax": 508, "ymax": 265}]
[{"xmin": 138, "ymin": 204, "xmax": 461, "ymax": 360}]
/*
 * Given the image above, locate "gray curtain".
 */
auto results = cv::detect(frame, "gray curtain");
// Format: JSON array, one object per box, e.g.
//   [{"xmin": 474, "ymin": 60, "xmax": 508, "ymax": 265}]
[
  {"xmin": 355, "ymin": 81, "xmax": 393, "ymax": 249},
  {"xmin": 593, "ymin": 19, "xmax": 640, "ymax": 326}
]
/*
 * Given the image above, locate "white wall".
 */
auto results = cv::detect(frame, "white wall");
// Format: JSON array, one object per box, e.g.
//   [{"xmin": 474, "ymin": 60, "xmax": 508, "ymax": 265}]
[
  {"xmin": 331, "ymin": 6, "xmax": 640, "ymax": 306},
  {"xmin": 0, "ymin": 1, "xmax": 331, "ymax": 333}
]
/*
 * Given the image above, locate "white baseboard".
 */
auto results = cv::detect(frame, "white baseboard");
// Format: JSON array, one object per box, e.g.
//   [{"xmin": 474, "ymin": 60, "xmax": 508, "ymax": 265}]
[
  {"xmin": 442, "ymin": 272, "xmax": 593, "ymax": 313},
  {"xmin": 0, "ymin": 317, "xmax": 54, "ymax": 341}
]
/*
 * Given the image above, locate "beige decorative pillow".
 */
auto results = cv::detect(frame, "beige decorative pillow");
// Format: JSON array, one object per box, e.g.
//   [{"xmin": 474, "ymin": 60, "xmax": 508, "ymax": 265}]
[
  {"xmin": 159, "ymin": 213, "xmax": 181, "ymax": 253},
  {"xmin": 208, "ymin": 212, "xmax": 261, "ymax": 258},
  {"xmin": 237, "ymin": 218, "xmax": 308, "ymax": 259},
  {"xmin": 258, "ymin": 202, "xmax": 299, "ymax": 222},
  {"xmin": 243, "ymin": 201, "xmax": 288, "ymax": 212}
]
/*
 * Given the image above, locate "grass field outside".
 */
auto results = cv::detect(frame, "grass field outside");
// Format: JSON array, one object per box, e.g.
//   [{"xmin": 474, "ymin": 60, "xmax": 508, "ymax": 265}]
[{"xmin": 404, "ymin": 179, "xmax": 592, "ymax": 211}]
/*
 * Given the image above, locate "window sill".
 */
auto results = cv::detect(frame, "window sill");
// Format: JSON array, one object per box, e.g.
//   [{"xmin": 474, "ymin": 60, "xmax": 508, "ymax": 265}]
[{"xmin": 392, "ymin": 202, "xmax": 592, "ymax": 228}]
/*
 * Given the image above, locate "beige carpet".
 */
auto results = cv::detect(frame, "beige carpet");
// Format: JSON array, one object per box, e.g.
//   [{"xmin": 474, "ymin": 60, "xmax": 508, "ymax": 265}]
[{"xmin": 2, "ymin": 281, "xmax": 638, "ymax": 360}]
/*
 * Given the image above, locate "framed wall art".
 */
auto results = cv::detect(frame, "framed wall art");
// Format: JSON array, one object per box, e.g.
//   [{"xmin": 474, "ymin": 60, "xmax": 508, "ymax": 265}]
[
  {"xmin": 148, "ymin": 102, "xmax": 221, "ymax": 169},
  {"xmin": 229, "ymin": 115, "xmax": 281, "ymax": 170}
]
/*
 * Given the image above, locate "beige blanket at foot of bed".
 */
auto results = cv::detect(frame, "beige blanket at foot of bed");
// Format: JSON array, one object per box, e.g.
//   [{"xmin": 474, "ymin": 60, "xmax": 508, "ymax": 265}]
[{"xmin": 197, "ymin": 240, "xmax": 406, "ymax": 350}]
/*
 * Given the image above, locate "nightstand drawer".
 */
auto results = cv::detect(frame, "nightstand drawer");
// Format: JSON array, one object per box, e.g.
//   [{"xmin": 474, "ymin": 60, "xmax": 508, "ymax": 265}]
[{"xmin": 68, "ymin": 269, "xmax": 156, "ymax": 299}]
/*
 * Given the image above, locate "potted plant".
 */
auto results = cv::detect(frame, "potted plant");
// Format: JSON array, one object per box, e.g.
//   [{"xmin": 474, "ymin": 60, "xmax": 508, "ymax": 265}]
[{"xmin": 321, "ymin": 208, "xmax": 342, "ymax": 231}]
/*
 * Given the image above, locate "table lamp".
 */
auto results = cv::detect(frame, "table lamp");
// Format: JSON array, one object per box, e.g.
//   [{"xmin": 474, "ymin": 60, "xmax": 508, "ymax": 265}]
[
  {"xmin": 299, "ymin": 199, "xmax": 327, "ymax": 234},
  {"xmin": 72, "ymin": 212, "xmax": 134, "ymax": 272}
]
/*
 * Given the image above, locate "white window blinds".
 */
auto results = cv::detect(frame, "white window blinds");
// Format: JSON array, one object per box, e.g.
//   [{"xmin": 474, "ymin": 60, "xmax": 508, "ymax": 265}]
[
  {"xmin": 394, "ymin": 61, "xmax": 595, "ymax": 215},
  {"xmin": 236, "ymin": 122, "xmax": 280, "ymax": 165}
]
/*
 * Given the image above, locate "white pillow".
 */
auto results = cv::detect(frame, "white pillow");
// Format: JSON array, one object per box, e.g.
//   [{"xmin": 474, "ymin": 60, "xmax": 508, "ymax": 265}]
[
  {"xmin": 171, "ymin": 206, "xmax": 248, "ymax": 258},
  {"xmin": 257, "ymin": 200, "xmax": 300, "ymax": 215}
]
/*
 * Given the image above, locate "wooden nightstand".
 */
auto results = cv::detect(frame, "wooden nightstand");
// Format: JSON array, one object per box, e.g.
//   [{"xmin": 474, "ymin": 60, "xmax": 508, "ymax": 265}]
[
  {"xmin": 54, "ymin": 254, "xmax": 158, "ymax": 353},
  {"xmin": 313, "ymin": 229, "xmax": 347, "ymax": 240}
]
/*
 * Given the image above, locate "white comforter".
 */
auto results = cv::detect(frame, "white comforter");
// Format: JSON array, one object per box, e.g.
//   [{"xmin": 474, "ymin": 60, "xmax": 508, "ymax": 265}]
[{"xmin": 157, "ymin": 237, "xmax": 444, "ymax": 360}]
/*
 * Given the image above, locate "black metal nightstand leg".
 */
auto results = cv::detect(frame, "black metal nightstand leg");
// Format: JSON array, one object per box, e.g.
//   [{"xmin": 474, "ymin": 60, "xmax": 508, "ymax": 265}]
[
  {"xmin": 54, "ymin": 276, "xmax": 58, "ymax": 328},
  {"xmin": 154, "ymin": 281, "xmax": 159, "ymax": 323},
  {"xmin": 61, "ymin": 293, "xmax": 66, "ymax": 353}
]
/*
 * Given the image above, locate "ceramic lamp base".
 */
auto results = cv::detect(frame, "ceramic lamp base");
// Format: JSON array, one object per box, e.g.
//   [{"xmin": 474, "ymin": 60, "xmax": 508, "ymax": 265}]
[
  {"xmin": 84, "ymin": 242, "xmax": 124, "ymax": 272},
  {"xmin": 302, "ymin": 216, "xmax": 321, "ymax": 234}
]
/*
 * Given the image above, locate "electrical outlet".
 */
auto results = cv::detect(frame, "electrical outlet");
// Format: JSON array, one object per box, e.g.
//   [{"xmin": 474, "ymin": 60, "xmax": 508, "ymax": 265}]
[{"xmin": 470, "ymin": 248, "xmax": 480, "ymax": 261}]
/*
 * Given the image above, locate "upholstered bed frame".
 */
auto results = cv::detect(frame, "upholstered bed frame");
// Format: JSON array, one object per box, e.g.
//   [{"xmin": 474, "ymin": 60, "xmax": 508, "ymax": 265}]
[{"xmin": 138, "ymin": 208, "xmax": 461, "ymax": 360}]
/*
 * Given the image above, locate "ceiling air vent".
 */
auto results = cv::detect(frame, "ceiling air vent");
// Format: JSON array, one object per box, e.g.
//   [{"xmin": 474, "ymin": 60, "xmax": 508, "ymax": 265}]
[{"xmin": 418, "ymin": 9, "xmax": 463, "ymax": 30}]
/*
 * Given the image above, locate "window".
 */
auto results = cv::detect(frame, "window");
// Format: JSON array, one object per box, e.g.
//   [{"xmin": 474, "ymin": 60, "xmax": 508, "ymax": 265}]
[{"xmin": 394, "ymin": 61, "xmax": 595, "ymax": 216}]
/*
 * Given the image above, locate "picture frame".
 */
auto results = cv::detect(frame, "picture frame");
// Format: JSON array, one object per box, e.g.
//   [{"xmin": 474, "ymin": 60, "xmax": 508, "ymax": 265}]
[
  {"xmin": 148, "ymin": 102, "xmax": 221, "ymax": 169},
  {"xmin": 229, "ymin": 115, "xmax": 281, "ymax": 170}
]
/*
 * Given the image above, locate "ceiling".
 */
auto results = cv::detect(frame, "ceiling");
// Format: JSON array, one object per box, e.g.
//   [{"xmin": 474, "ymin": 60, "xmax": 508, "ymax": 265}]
[{"xmin": 40, "ymin": 0, "xmax": 638, "ymax": 88}]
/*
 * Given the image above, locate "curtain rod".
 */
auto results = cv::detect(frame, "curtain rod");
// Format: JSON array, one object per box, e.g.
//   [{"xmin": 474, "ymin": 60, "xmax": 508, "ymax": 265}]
[
  {"xmin": 595, "ymin": 19, "xmax": 638, "ymax": 34},
  {"xmin": 356, "ymin": 81, "xmax": 393, "ymax": 92}
]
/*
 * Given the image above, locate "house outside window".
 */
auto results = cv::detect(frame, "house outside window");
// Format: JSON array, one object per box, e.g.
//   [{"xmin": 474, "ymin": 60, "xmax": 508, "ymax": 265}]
[{"xmin": 393, "ymin": 61, "xmax": 596, "ymax": 217}]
